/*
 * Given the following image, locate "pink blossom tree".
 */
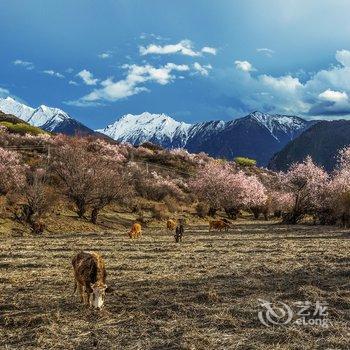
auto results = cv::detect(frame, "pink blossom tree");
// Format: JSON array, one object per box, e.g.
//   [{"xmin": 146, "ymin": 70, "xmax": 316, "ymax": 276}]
[
  {"xmin": 282, "ymin": 156, "xmax": 329, "ymax": 224},
  {"xmin": 325, "ymin": 146, "xmax": 350, "ymax": 226},
  {"xmin": 190, "ymin": 161, "xmax": 233, "ymax": 216},
  {"xmin": 222, "ymin": 171, "xmax": 267, "ymax": 219},
  {"xmin": 0, "ymin": 147, "xmax": 27, "ymax": 195},
  {"xmin": 190, "ymin": 161, "xmax": 267, "ymax": 218}
]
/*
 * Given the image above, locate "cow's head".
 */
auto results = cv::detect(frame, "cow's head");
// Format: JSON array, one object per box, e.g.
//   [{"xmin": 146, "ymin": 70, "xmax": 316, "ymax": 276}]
[{"xmin": 89, "ymin": 282, "xmax": 108, "ymax": 309}]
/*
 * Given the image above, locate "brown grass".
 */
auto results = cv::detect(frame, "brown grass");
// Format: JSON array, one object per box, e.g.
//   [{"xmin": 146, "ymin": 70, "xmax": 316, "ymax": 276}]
[{"xmin": 0, "ymin": 221, "xmax": 349, "ymax": 349}]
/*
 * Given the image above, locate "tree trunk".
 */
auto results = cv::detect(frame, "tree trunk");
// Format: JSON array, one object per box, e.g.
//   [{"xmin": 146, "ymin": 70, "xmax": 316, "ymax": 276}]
[
  {"xmin": 91, "ymin": 208, "xmax": 99, "ymax": 224},
  {"xmin": 225, "ymin": 207, "xmax": 238, "ymax": 220},
  {"xmin": 208, "ymin": 207, "xmax": 217, "ymax": 217},
  {"xmin": 76, "ymin": 200, "xmax": 86, "ymax": 218},
  {"xmin": 251, "ymin": 207, "xmax": 260, "ymax": 219}
]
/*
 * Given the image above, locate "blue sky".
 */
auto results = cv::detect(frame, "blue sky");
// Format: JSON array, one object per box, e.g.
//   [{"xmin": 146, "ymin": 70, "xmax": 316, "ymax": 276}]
[{"xmin": 1, "ymin": 0, "xmax": 350, "ymax": 129}]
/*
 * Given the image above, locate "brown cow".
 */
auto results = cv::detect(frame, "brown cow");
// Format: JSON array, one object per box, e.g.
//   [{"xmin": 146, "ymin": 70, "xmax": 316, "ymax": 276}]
[
  {"xmin": 72, "ymin": 251, "xmax": 110, "ymax": 309},
  {"xmin": 208, "ymin": 219, "xmax": 230, "ymax": 232},
  {"xmin": 129, "ymin": 223, "xmax": 142, "ymax": 239},
  {"xmin": 166, "ymin": 219, "xmax": 176, "ymax": 231}
]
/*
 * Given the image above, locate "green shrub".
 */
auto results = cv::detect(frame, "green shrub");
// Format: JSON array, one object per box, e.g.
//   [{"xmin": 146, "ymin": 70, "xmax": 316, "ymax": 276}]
[
  {"xmin": 0, "ymin": 122, "xmax": 45, "ymax": 135},
  {"xmin": 234, "ymin": 156, "xmax": 257, "ymax": 167}
]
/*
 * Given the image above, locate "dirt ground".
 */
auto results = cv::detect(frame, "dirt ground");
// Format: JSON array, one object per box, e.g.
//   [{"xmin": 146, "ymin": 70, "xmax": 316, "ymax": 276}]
[{"xmin": 1, "ymin": 221, "xmax": 349, "ymax": 350}]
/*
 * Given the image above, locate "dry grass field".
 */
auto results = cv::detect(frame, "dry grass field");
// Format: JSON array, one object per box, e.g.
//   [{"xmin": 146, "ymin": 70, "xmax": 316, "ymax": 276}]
[{"xmin": 1, "ymin": 221, "xmax": 349, "ymax": 349}]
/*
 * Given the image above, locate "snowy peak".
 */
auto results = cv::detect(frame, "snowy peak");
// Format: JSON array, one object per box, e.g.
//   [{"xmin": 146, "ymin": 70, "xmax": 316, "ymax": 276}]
[
  {"xmin": 97, "ymin": 110, "xmax": 314, "ymax": 165},
  {"xmin": 0, "ymin": 96, "xmax": 35, "ymax": 121},
  {"xmin": 97, "ymin": 112, "xmax": 192, "ymax": 146},
  {"xmin": 28, "ymin": 105, "xmax": 71, "ymax": 130},
  {"xmin": 98, "ymin": 110, "xmax": 310, "ymax": 147},
  {"xmin": 0, "ymin": 96, "xmax": 71, "ymax": 130},
  {"xmin": 245, "ymin": 111, "xmax": 307, "ymax": 133},
  {"xmin": 0, "ymin": 96, "xmax": 95, "ymax": 135}
]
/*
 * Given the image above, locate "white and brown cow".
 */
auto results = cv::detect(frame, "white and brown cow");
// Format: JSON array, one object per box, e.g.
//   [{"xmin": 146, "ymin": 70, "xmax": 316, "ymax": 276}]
[{"xmin": 72, "ymin": 251, "xmax": 111, "ymax": 309}]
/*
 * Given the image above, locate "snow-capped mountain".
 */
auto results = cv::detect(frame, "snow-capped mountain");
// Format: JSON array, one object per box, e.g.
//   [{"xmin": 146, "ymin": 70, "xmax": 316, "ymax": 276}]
[
  {"xmin": 97, "ymin": 112, "xmax": 192, "ymax": 147},
  {"xmin": 0, "ymin": 96, "xmax": 316, "ymax": 165},
  {"xmin": 0, "ymin": 97, "xmax": 96, "ymax": 135},
  {"xmin": 98, "ymin": 110, "xmax": 316, "ymax": 165},
  {"xmin": 239, "ymin": 111, "xmax": 309, "ymax": 141},
  {"xmin": 0, "ymin": 96, "xmax": 34, "ymax": 121},
  {"xmin": 194, "ymin": 111, "xmax": 316, "ymax": 165}
]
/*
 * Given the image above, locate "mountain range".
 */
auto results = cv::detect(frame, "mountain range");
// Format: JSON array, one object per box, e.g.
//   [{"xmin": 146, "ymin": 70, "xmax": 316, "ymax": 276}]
[
  {"xmin": 0, "ymin": 96, "xmax": 318, "ymax": 166},
  {"xmin": 0, "ymin": 97, "xmax": 96, "ymax": 136},
  {"xmin": 97, "ymin": 111, "xmax": 315, "ymax": 165}
]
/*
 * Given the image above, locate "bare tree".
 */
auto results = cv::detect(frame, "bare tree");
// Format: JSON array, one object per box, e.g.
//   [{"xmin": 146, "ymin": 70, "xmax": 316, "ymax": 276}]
[
  {"xmin": 50, "ymin": 136, "xmax": 131, "ymax": 223},
  {"xmin": 10, "ymin": 168, "xmax": 56, "ymax": 234}
]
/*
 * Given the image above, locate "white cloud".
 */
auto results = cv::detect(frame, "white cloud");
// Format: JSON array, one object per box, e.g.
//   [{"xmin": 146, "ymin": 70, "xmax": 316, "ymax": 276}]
[
  {"xmin": 216, "ymin": 50, "xmax": 350, "ymax": 117},
  {"xmin": 140, "ymin": 40, "xmax": 217, "ymax": 57},
  {"xmin": 234, "ymin": 60, "xmax": 256, "ymax": 72},
  {"xmin": 13, "ymin": 59, "xmax": 34, "ymax": 70},
  {"xmin": 69, "ymin": 63, "xmax": 190, "ymax": 106},
  {"xmin": 98, "ymin": 52, "xmax": 111, "ymax": 59},
  {"xmin": 201, "ymin": 47, "xmax": 217, "ymax": 55},
  {"xmin": 140, "ymin": 40, "xmax": 200, "ymax": 56},
  {"xmin": 76, "ymin": 69, "xmax": 99, "ymax": 85},
  {"xmin": 259, "ymin": 74, "xmax": 302, "ymax": 91},
  {"xmin": 69, "ymin": 80, "xmax": 78, "ymax": 86},
  {"xmin": 256, "ymin": 48, "xmax": 275, "ymax": 57},
  {"xmin": 43, "ymin": 70, "xmax": 65, "ymax": 78},
  {"xmin": 319, "ymin": 89, "xmax": 348, "ymax": 103},
  {"xmin": 193, "ymin": 62, "xmax": 212, "ymax": 76},
  {"xmin": 335, "ymin": 49, "xmax": 350, "ymax": 67}
]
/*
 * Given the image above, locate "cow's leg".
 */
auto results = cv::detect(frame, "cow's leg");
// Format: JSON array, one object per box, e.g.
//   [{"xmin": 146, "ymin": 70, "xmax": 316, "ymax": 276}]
[
  {"xmin": 83, "ymin": 284, "xmax": 92, "ymax": 306},
  {"xmin": 73, "ymin": 280, "xmax": 77, "ymax": 295},
  {"xmin": 77, "ymin": 283, "xmax": 84, "ymax": 303}
]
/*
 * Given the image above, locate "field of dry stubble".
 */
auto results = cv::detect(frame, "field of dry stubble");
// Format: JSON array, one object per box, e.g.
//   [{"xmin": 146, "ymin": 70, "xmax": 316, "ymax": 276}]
[{"xmin": 1, "ymin": 222, "xmax": 349, "ymax": 350}]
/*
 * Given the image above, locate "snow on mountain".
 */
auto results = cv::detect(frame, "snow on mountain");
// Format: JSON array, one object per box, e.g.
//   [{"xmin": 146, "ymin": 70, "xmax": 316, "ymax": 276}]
[
  {"xmin": 97, "ymin": 110, "xmax": 314, "ymax": 165},
  {"xmin": 0, "ymin": 95, "xmax": 314, "ymax": 165},
  {"xmin": 0, "ymin": 97, "xmax": 35, "ymax": 121},
  {"xmin": 28, "ymin": 105, "xmax": 71, "ymax": 131},
  {"xmin": 97, "ymin": 112, "xmax": 192, "ymax": 147},
  {"xmin": 187, "ymin": 120, "xmax": 226, "ymax": 137},
  {"xmin": 99, "ymin": 111, "xmax": 308, "ymax": 146},
  {"xmin": 0, "ymin": 97, "xmax": 71, "ymax": 131},
  {"xmin": 244, "ymin": 111, "xmax": 307, "ymax": 140},
  {"xmin": 0, "ymin": 96, "xmax": 97, "ymax": 135}
]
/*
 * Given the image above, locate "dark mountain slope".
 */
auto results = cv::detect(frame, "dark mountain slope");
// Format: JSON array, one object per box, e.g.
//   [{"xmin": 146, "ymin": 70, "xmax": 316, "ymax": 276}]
[{"xmin": 268, "ymin": 120, "xmax": 350, "ymax": 171}]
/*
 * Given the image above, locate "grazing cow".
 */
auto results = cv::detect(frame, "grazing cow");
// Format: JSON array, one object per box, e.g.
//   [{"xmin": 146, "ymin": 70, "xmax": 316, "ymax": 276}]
[
  {"xmin": 208, "ymin": 219, "xmax": 230, "ymax": 232},
  {"xmin": 129, "ymin": 223, "xmax": 142, "ymax": 239},
  {"xmin": 174, "ymin": 224, "xmax": 184, "ymax": 242},
  {"xmin": 72, "ymin": 251, "xmax": 110, "ymax": 309},
  {"xmin": 166, "ymin": 219, "xmax": 176, "ymax": 231}
]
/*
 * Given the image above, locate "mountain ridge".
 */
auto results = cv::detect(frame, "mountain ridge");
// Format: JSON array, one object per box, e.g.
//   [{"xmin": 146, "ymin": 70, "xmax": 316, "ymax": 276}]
[
  {"xmin": 0, "ymin": 96, "xmax": 317, "ymax": 165},
  {"xmin": 268, "ymin": 120, "xmax": 350, "ymax": 172},
  {"xmin": 98, "ymin": 110, "xmax": 316, "ymax": 165},
  {"xmin": 0, "ymin": 97, "xmax": 97, "ymax": 136}
]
